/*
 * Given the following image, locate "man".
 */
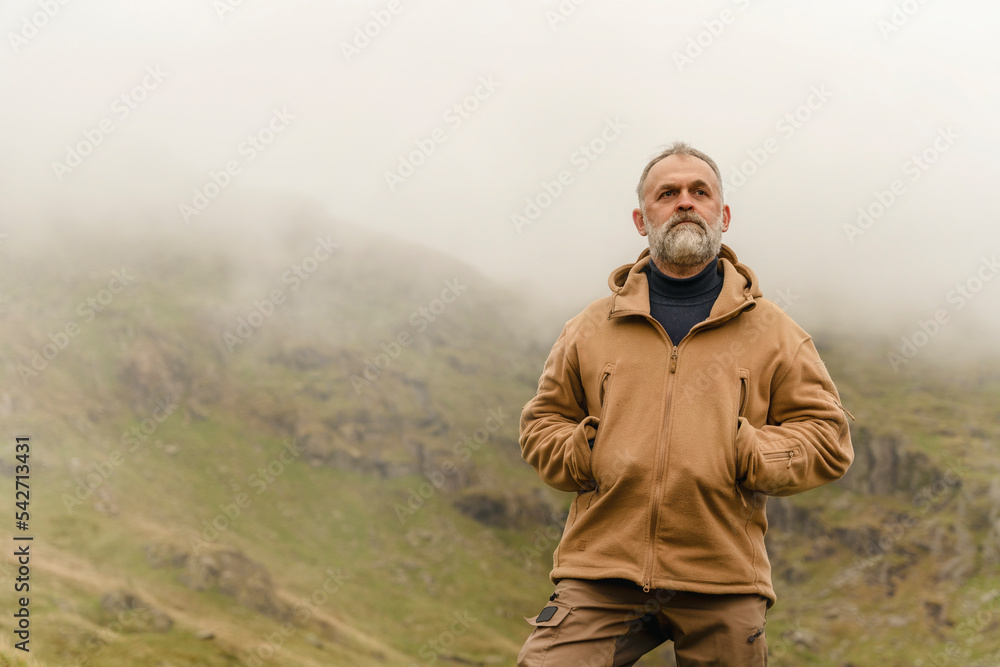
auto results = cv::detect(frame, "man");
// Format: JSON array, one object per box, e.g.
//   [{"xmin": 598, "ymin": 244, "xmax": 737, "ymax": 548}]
[{"xmin": 517, "ymin": 142, "xmax": 854, "ymax": 666}]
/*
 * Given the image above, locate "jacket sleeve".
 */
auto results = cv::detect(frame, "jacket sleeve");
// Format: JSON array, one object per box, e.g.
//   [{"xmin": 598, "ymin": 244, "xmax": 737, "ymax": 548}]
[
  {"xmin": 519, "ymin": 325, "xmax": 599, "ymax": 492},
  {"xmin": 736, "ymin": 337, "xmax": 854, "ymax": 496}
]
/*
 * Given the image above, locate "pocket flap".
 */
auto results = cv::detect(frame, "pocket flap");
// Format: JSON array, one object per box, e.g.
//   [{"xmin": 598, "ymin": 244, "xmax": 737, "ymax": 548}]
[{"xmin": 524, "ymin": 604, "xmax": 572, "ymax": 627}]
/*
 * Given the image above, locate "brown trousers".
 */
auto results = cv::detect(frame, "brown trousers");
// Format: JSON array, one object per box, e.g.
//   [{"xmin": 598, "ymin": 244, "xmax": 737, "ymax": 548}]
[{"xmin": 517, "ymin": 579, "xmax": 768, "ymax": 667}]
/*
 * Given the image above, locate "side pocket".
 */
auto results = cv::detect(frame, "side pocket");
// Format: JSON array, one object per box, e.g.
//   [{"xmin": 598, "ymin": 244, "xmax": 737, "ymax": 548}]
[{"xmin": 518, "ymin": 605, "xmax": 575, "ymax": 666}]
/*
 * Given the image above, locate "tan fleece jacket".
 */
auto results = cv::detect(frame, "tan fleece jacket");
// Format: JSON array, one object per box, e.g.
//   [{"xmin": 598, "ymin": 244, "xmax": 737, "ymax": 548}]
[{"xmin": 520, "ymin": 245, "xmax": 854, "ymax": 605}]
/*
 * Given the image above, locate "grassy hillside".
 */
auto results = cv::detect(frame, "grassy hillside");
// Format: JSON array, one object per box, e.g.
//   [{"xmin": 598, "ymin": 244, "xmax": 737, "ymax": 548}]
[{"xmin": 1, "ymin": 211, "xmax": 999, "ymax": 666}]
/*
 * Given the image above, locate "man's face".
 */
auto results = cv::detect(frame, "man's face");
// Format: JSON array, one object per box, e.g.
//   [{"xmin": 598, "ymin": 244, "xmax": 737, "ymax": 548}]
[{"xmin": 632, "ymin": 154, "xmax": 730, "ymax": 268}]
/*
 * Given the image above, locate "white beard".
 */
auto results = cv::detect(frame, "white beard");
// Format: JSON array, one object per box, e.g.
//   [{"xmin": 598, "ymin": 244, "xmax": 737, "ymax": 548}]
[{"xmin": 645, "ymin": 208, "xmax": 724, "ymax": 268}]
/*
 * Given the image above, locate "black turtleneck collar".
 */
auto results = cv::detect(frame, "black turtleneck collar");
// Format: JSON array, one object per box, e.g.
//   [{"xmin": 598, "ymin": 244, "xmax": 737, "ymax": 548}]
[
  {"xmin": 642, "ymin": 256, "xmax": 724, "ymax": 345},
  {"xmin": 645, "ymin": 256, "xmax": 722, "ymax": 300}
]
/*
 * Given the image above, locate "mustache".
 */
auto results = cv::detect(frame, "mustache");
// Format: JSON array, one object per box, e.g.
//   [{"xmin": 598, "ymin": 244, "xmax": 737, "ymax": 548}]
[{"xmin": 666, "ymin": 211, "xmax": 708, "ymax": 232}]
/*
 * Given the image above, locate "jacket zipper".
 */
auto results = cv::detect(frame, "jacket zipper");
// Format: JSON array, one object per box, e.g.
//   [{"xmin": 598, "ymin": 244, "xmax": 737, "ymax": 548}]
[
  {"xmin": 642, "ymin": 343, "xmax": 678, "ymax": 592},
  {"xmin": 611, "ymin": 292, "xmax": 756, "ymax": 593}
]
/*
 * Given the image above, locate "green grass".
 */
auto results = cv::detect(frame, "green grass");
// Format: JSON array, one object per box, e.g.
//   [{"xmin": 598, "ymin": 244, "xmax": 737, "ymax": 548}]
[{"xmin": 5, "ymin": 229, "xmax": 1000, "ymax": 665}]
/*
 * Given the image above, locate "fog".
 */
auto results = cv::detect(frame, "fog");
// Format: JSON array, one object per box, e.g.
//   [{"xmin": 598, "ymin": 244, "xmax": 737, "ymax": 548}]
[{"xmin": 3, "ymin": 0, "xmax": 999, "ymax": 346}]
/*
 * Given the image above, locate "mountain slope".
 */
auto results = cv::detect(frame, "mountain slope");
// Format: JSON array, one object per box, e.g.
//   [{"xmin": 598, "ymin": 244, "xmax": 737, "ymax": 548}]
[{"xmin": 2, "ymin": 207, "xmax": 999, "ymax": 666}]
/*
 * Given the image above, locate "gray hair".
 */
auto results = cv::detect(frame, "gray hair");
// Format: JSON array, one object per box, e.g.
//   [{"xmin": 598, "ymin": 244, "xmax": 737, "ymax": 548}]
[{"xmin": 635, "ymin": 142, "xmax": 724, "ymax": 208}]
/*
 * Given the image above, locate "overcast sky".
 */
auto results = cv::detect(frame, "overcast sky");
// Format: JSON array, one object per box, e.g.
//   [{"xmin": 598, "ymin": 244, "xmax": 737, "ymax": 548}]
[{"xmin": 3, "ymin": 0, "xmax": 999, "ymax": 345}]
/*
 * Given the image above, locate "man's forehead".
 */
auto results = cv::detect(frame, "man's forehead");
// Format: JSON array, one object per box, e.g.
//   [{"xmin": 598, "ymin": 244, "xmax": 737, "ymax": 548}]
[
  {"xmin": 643, "ymin": 154, "xmax": 719, "ymax": 196},
  {"xmin": 647, "ymin": 154, "xmax": 717, "ymax": 185}
]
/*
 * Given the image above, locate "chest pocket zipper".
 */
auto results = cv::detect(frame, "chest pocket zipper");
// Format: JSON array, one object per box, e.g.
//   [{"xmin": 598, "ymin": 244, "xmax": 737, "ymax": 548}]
[
  {"xmin": 590, "ymin": 364, "xmax": 615, "ymax": 503},
  {"xmin": 738, "ymin": 370, "xmax": 749, "ymax": 418},
  {"xmin": 735, "ymin": 370, "xmax": 751, "ymax": 507},
  {"xmin": 596, "ymin": 364, "xmax": 615, "ymax": 433},
  {"xmin": 599, "ymin": 364, "xmax": 614, "ymax": 408}
]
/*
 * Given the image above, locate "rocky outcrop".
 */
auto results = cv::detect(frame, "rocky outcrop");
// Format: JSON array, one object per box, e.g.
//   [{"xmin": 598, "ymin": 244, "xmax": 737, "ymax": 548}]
[
  {"xmin": 99, "ymin": 589, "xmax": 173, "ymax": 632},
  {"xmin": 980, "ymin": 478, "xmax": 1000, "ymax": 569},
  {"xmin": 836, "ymin": 426, "xmax": 949, "ymax": 496},
  {"xmin": 117, "ymin": 331, "xmax": 219, "ymax": 420},
  {"xmin": 765, "ymin": 496, "xmax": 823, "ymax": 537},
  {"xmin": 451, "ymin": 488, "xmax": 555, "ymax": 530},
  {"xmin": 145, "ymin": 542, "xmax": 291, "ymax": 621},
  {"xmin": 268, "ymin": 344, "xmax": 332, "ymax": 371}
]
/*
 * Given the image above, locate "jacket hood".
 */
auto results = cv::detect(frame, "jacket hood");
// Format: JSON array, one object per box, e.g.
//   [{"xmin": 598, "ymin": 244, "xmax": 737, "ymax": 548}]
[{"xmin": 607, "ymin": 244, "xmax": 762, "ymax": 318}]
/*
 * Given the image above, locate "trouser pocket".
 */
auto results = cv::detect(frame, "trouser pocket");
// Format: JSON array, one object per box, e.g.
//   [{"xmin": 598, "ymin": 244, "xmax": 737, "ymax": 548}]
[
  {"xmin": 517, "ymin": 603, "xmax": 574, "ymax": 666},
  {"xmin": 516, "ymin": 580, "xmax": 667, "ymax": 667}
]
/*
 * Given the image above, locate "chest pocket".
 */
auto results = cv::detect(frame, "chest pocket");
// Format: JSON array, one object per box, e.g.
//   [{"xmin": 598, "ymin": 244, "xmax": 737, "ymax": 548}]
[
  {"xmin": 591, "ymin": 363, "xmax": 616, "ymax": 451},
  {"xmin": 738, "ymin": 368, "xmax": 750, "ymax": 418},
  {"xmin": 599, "ymin": 363, "xmax": 615, "ymax": 418}
]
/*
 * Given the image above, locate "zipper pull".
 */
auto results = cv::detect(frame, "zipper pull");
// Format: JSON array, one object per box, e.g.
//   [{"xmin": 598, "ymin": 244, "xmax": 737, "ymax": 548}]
[
  {"xmin": 786, "ymin": 451, "xmax": 793, "ymax": 469},
  {"xmin": 642, "ymin": 581, "xmax": 651, "ymax": 593},
  {"xmin": 670, "ymin": 347, "xmax": 678, "ymax": 373},
  {"xmin": 836, "ymin": 400, "xmax": 856, "ymax": 421}
]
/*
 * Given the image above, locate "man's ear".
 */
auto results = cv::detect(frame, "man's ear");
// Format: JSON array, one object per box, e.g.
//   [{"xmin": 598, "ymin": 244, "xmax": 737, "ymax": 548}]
[
  {"xmin": 632, "ymin": 208, "xmax": 647, "ymax": 237},
  {"xmin": 721, "ymin": 204, "xmax": 731, "ymax": 233}
]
